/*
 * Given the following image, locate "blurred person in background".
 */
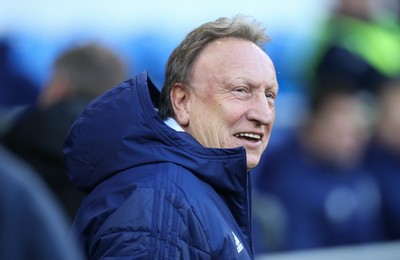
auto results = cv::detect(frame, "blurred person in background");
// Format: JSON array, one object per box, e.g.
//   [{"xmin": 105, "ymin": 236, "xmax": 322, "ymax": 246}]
[
  {"xmin": 255, "ymin": 0, "xmax": 400, "ymax": 252},
  {"xmin": 365, "ymin": 77, "xmax": 400, "ymax": 241},
  {"xmin": 252, "ymin": 86, "xmax": 386, "ymax": 253},
  {"xmin": 309, "ymin": 0, "xmax": 400, "ymax": 95},
  {"xmin": 0, "ymin": 40, "xmax": 84, "ymax": 259},
  {"xmin": 3, "ymin": 42, "xmax": 128, "ymax": 222}
]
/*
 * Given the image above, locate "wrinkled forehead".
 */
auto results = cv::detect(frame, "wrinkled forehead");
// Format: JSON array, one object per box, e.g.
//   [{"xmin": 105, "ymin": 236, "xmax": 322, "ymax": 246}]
[
  {"xmin": 205, "ymin": 37, "xmax": 266, "ymax": 59},
  {"xmin": 189, "ymin": 37, "xmax": 275, "ymax": 84}
]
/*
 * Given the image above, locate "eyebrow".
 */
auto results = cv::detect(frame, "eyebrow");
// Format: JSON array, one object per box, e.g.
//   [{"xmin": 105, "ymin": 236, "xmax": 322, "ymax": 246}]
[
  {"xmin": 228, "ymin": 76, "xmax": 279, "ymax": 92},
  {"xmin": 254, "ymin": 81, "xmax": 279, "ymax": 93}
]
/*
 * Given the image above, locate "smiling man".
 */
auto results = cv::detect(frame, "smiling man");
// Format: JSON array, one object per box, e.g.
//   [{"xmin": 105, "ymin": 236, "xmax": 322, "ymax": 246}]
[
  {"xmin": 167, "ymin": 36, "xmax": 277, "ymax": 170},
  {"xmin": 65, "ymin": 15, "xmax": 278, "ymax": 259}
]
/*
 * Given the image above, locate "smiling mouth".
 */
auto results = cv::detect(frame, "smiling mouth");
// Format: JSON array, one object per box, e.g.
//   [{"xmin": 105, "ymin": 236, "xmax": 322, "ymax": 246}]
[{"xmin": 234, "ymin": 133, "xmax": 262, "ymax": 142}]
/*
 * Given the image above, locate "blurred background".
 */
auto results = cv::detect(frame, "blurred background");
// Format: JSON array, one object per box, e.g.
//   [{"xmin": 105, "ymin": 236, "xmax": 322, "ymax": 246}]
[
  {"xmin": 1, "ymin": 0, "xmax": 400, "ymax": 259},
  {"xmin": 0, "ymin": 0, "xmax": 332, "ymax": 127},
  {"xmin": 0, "ymin": 0, "xmax": 329, "ymax": 85}
]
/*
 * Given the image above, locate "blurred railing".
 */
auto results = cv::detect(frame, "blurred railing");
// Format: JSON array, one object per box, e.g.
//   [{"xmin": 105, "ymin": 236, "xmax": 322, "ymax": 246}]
[{"xmin": 256, "ymin": 241, "xmax": 400, "ymax": 260}]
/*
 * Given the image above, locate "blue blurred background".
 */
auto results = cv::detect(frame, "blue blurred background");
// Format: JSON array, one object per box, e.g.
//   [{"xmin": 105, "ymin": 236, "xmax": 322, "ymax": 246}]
[{"xmin": 0, "ymin": 0, "xmax": 333, "ymax": 133}]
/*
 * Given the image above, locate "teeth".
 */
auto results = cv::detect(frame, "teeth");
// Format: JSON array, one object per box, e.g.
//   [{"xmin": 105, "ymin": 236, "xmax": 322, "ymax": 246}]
[{"xmin": 235, "ymin": 133, "xmax": 261, "ymax": 140}]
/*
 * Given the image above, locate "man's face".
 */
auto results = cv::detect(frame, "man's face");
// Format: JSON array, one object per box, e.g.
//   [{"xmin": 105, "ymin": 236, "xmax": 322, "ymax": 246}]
[
  {"xmin": 310, "ymin": 94, "xmax": 369, "ymax": 166},
  {"xmin": 179, "ymin": 37, "xmax": 278, "ymax": 170}
]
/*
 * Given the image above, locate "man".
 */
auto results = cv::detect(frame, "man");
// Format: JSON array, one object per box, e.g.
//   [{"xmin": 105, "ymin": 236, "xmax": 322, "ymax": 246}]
[
  {"xmin": 252, "ymin": 87, "xmax": 385, "ymax": 252},
  {"xmin": 64, "ymin": 15, "xmax": 278, "ymax": 259},
  {"xmin": 4, "ymin": 43, "xmax": 127, "ymax": 221}
]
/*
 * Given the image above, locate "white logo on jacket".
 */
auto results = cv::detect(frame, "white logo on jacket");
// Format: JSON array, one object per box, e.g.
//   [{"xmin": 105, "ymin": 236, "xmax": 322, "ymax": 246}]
[{"xmin": 231, "ymin": 231, "xmax": 243, "ymax": 253}]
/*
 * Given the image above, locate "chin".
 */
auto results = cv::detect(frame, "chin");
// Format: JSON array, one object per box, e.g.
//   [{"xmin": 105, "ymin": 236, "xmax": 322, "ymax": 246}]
[{"xmin": 246, "ymin": 159, "xmax": 259, "ymax": 171}]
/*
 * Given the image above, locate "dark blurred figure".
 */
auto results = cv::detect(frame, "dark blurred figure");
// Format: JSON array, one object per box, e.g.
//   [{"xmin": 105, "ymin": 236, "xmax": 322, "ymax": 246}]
[
  {"xmin": 365, "ymin": 77, "xmax": 400, "ymax": 240},
  {"xmin": 252, "ymin": 87, "xmax": 387, "ymax": 254},
  {"xmin": 0, "ymin": 38, "xmax": 40, "ymax": 108},
  {"xmin": 0, "ymin": 38, "xmax": 40, "ymax": 135},
  {"xmin": 3, "ymin": 42, "xmax": 127, "ymax": 221},
  {"xmin": 0, "ymin": 145, "xmax": 84, "ymax": 260},
  {"xmin": 310, "ymin": 0, "xmax": 400, "ymax": 95},
  {"xmin": 0, "ymin": 38, "xmax": 84, "ymax": 259}
]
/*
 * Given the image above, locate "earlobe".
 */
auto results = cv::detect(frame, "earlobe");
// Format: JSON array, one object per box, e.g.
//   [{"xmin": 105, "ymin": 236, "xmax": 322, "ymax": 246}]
[{"xmin": 170, "ymin": 83, "xmax": 190, "ymax": 126}]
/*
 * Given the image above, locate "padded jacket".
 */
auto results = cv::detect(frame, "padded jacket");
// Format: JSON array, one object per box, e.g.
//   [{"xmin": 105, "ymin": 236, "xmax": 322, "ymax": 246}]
[{"xmin": 64, "ymin": 72, "xmax": 254, "ymax": 259}]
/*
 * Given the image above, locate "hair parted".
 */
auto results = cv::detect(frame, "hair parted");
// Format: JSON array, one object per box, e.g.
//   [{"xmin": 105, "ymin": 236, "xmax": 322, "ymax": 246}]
[{"xmin": 158, "ymin": 15, "xmax": 270, "ymax": 120}]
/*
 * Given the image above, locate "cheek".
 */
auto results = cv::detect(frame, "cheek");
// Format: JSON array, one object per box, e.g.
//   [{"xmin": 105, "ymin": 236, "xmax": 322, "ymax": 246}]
[{"xmin": 218, "ymin": 102, "xmax": 247, "ymax": 126}]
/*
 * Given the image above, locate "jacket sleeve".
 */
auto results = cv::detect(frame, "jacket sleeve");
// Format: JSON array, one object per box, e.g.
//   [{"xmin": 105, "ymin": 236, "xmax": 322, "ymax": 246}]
[{"xmin": 87, "ymin": 187, "xmax": 212, "ymax": 259}]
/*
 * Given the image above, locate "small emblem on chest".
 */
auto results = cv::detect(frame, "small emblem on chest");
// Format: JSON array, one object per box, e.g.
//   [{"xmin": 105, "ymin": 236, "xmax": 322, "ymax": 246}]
[{"xmin": 231, "ymin": 231, "xmax": 243, "ymax": 253}]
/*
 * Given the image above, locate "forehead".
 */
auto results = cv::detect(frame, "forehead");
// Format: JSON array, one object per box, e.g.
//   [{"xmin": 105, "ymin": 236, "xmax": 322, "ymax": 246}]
[
  {"xmin": 191, "ymin": 37, "xmax": 276, "ymax": 85},
  {"xmin": 200, "ymin": 37, "xmax": 267, "ymax": 63}
]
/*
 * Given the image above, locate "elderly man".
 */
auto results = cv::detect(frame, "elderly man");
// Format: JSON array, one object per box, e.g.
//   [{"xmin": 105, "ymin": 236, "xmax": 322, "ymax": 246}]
[{"xmin": 65, "ymin": 15, "xmax": 278, "ymax": 259}]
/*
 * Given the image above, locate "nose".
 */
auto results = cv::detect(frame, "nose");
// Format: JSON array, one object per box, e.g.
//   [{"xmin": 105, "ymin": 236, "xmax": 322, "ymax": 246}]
[{"xmin": 246, "ymin": 93, "xmax": 274, "ymax": 125}]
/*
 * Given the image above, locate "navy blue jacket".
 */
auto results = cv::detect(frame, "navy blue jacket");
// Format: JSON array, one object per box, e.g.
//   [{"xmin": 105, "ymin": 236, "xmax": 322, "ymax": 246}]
[
  {"xmin": 64, "ymin": 72, "xmax": 254, "ymax": 259},
  {"xmin": 365, "ymin": 139, "xmax": 400, "ymax": 239}
]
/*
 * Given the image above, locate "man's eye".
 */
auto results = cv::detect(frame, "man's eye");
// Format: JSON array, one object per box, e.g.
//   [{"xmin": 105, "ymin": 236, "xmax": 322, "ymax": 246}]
[
  {"xmin": 234, "ymin": 87, "xmax": 250, "ymax": 95},
  {"xmin": 265, "ymin": 92, "xmax": 275, "ymax": 99},
  {"xmin": 232, "ymin": 87, "xmax": 251, "ymax": 100}
]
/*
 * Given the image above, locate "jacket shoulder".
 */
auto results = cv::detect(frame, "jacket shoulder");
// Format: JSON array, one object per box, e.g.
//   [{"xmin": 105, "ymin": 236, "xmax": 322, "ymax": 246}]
[{"xmin": 83, "ymin": 162, "xmax": 212, "ymax": 259}]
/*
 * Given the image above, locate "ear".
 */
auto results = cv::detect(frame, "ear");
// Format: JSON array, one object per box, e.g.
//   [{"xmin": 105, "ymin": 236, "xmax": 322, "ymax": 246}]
[
  {"xmin": 170, "ymin": 82, "xmax": 190, "ymax": 126},
  {"xmin": 39, "ymin": 74, "xmax": 70, "ymax": 107}
]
